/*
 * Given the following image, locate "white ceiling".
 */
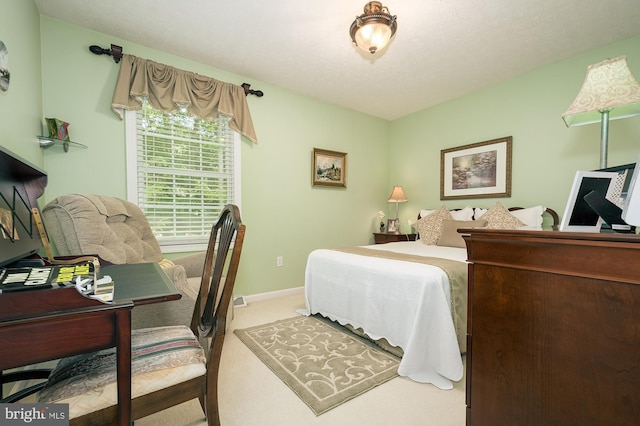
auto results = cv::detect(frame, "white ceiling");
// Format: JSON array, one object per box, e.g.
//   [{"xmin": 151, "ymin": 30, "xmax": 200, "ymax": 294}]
[{"xmin": 35, "ymin": 0, "xmax": 640, "ymax": 121}]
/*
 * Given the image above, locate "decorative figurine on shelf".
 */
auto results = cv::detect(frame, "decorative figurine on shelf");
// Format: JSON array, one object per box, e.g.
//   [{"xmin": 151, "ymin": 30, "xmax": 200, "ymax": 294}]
[
  {"xmin": 45, "ymin": 118, "xmax": 70, "ymax": 141},
  {"xmin": 377, "ymin": 210, "xmax": 386, "ymax": 232}
]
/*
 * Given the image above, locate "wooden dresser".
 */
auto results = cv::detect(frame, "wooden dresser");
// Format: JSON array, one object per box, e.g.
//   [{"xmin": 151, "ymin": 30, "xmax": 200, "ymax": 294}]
[{"xmin": 463, "ymin": 229, "xmax": 640, "ymax": 426}]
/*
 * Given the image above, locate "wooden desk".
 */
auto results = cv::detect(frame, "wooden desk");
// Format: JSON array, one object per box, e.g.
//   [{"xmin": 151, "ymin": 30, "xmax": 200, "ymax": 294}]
[
  {"xmin": 106, "ymin": 262, "xmax": 180, "ymax": 305},
  {"xmin": 463, "ymin": 229, "xmax": 640, "ymax": 425},
  {"xmin": 0, "ymin": 147, "xmax": 179, "ymax": 424},
  {"xmin": 0, "ymin": 262, "xmax": 180, "ymax": 426},
  {"xmin": 0, "ymin": 287, "xmax": 133, "ymax": 426}
]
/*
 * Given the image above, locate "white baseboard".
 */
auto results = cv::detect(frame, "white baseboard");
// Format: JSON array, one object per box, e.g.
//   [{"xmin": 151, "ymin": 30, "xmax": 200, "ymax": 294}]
[{"xmin": 239, "ymin": 286, "xmax": 304, "ymax": 305}]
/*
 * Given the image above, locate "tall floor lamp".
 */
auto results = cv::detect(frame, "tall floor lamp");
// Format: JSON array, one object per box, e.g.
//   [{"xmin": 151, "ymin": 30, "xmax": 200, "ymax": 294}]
[
  {"xmin": 562, "ymin": 56, "xmax": 640, "ymax": 169},
  {"xmin": 387, "ymin": 186, "xmax": 407, "ymax": 232}
]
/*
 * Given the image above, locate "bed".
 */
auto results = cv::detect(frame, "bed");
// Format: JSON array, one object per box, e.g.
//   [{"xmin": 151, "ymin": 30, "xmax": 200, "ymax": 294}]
[{"xmin": 301, "ymin": 204, "xmax": 559, "ymax": 389}]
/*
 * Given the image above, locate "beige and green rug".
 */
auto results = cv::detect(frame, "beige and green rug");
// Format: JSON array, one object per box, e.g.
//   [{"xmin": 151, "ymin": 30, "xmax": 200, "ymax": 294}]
[{"xmin": 233, "ymin": 315, "xmax": 400, "ymax": 415}]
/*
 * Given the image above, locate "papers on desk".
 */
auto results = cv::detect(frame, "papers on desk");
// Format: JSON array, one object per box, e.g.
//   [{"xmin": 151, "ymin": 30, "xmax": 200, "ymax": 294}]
[
  {"xmin": 0, "ymin": 266, "xmax": 53, "ymax": 292},
  {"xmin": 0, "ymin": 261, "xmax": 96, "ymax": 293},
  {"xmin": 0, "ymin": 262, "xmax": 96, "ymax": 293},
  {"xmin": 0, "ymin": 260, "xmax": 116, "ymax": 303},
  {"xmin": 88, "ymin": 275, "xmax": 114, "ymax": 302}
]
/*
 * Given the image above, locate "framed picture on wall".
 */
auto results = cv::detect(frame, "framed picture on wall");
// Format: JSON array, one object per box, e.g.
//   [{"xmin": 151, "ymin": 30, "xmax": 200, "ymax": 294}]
[
  {"xmin": 312, "ymin": 148, "xmax": 348, "ymax": 188},
  {"xmin": 440, "ymin": 136, "xmax": 512, "ymax": 200}
]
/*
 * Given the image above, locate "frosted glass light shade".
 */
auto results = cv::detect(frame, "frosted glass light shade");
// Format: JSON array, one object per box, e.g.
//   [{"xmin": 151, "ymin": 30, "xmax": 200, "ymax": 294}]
[
  {"xmin": 349, "ymin": 2, "xmax": 397, "ymax": 55},
  {"xmin": 354, "ymin": 23, "xmax": 393, "ymax": 54}
]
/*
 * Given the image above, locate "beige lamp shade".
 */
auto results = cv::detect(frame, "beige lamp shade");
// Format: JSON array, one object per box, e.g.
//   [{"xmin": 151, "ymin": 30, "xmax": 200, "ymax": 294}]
[
  {"xmin": 562, "ymin": 56, "xmax": 640, "ymax": 168},
  {"xmin": 562, "ymin": 56, "xmax": 640, "ymax": 127},
  {"xmin": 387, "ymin": 186, "xmax": 408, "ymax": 203}
]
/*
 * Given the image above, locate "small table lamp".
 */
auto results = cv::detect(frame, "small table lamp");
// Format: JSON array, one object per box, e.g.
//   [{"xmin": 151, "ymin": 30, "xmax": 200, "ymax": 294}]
[
  {"xmin": 387, "ymin": 186, "xmax": 408, "ymax": 225},
  {"xmin": 562, "ymin": 56, "xmax": 640, "ymax": 169}
]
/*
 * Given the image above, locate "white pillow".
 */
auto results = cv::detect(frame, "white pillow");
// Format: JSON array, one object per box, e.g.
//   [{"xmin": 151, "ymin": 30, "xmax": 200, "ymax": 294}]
[
  {"xmin": 474, "ymin": 208, "xmax": 487, "ymax": 219},
  {"xmin": 420, "ymin": 206, "xmax": 473, "ymax": 221},
  {"xmin": 509, "ymin": 206, "xmax": 545, "ymax": 227},
  {"xmin": 452, "ymin": 206, "xmax": 474, "ymax": 221}
]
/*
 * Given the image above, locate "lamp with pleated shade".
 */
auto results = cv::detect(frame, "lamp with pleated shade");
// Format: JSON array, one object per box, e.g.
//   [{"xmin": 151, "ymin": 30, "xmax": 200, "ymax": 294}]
[{"xmin": 387, "ymin": 186, "xmax": 407, "ymax": 227}]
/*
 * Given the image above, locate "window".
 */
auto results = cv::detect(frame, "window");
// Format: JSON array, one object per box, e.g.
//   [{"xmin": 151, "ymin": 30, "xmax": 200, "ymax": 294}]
[{"xmin": 125, "ymin": 103, "xmax": 240, "ymax": 253}]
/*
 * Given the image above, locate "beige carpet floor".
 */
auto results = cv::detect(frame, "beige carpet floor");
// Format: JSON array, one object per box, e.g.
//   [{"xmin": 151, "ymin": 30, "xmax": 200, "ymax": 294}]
[{"xmin": 136, "ymin": 291, "xmax": 466, "ymax": 426}]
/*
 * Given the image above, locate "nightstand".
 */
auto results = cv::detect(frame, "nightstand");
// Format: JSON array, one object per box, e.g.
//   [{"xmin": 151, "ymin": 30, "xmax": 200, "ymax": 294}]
[{"xmin": 373, "ymin": 233, "xmax": 417, "ymax": 244}]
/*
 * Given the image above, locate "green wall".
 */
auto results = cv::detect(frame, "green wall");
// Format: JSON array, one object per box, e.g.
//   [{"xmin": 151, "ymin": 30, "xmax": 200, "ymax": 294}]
[
  {"xmin": 37, "ymin": 16, "xmax": 390, "ymax": 297},
  {"xmin": 0, "ymin": 0, "xmax": 42, "ymax": 163},
  {"xmin": 4, "ymin": 3, "xmax": 640, "ymax": 297},
  {"xmin": 390, "ymin": 36, "xmax": 640, "ymax": 230}
]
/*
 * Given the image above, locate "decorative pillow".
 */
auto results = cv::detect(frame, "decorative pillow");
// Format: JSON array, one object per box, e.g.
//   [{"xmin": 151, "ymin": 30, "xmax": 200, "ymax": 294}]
[
  {"xmin": 437, "ymin": 219, "xmax": 487, "ymax": 248},
  {"xmin": 415, "ymin": 206, "xmax": 454, "ymax": 245},
  {"xmin": 481, "ymin": 202, "xmax": 526, "ymax": 229},
  {"xmin": 509, "ymin": 206, "xmax": 545, "ymax": 227},
  {"xmin": 419, "ymin": 206, "xmax": 473, "ymax": 221}
]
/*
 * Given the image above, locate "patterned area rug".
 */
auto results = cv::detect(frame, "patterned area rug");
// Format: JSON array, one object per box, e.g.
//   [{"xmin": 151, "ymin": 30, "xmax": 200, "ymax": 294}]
[{"xmin": 233, "ymin": 315, "xmax": 400, "ymax": 415}]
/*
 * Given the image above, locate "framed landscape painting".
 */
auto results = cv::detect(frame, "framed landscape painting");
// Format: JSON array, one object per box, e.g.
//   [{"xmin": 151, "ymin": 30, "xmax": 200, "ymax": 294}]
[
  {"xmin": 440, "ymin": 136, "xmax": 512, "ymax": 200},
  {"xmin": 312, "ymin": 148, "xmax": 347, "ymax": 188}
]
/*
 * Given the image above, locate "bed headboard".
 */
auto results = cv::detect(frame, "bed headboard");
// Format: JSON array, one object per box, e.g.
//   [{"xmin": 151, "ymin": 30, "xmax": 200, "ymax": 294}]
[{"xmin": 417, "ymin": 206, "xmax": 560, "ymax": 231}]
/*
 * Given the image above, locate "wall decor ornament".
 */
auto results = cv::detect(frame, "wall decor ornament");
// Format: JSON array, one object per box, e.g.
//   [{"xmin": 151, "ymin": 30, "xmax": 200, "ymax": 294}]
[
  {"xmin": 45, "ymin": 118, "xmax": 71, "ymax": 141},
  {"xmin": 440, "ymin": 136, "xmax": 512, "ymax": 200},
  {"xmin": 312, "ymin": 148, "xmax": 348, "ymax": 188},
  {"xmin": 377, "ymin": 210, "xmax": 385, "ymax": 231},
  {"xmin": 0, "ymin": 41, "xmax": 9, "ymax": 92}
]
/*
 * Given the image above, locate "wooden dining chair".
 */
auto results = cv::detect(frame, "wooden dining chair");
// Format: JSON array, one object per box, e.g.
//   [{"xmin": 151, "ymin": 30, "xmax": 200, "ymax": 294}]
[{"xmin": 36, "ymin": 204, "xmax": 246, "ymax": 426}]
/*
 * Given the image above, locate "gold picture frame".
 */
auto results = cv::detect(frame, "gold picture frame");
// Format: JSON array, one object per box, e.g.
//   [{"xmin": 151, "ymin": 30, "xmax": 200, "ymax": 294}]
[
  {"xmin": 312, "ymin": 148, "xmax": 347, "ymax": 188},
  {"xmin": 440, "ymin": 136, "xmax": 512, "ymax": 200}
]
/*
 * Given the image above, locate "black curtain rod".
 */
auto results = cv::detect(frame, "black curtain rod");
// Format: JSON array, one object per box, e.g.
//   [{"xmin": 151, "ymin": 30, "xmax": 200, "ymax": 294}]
[
  {"xmin": 89, "ymin": 43, "xmax": 123, "ymax": 63},
  {"xmin": 88, "ymin": 43, "xmax": 264, "ymax": 97},
  {"xmin": 241, "ymin": 83, "xmax": 264, "ymax": 97}
]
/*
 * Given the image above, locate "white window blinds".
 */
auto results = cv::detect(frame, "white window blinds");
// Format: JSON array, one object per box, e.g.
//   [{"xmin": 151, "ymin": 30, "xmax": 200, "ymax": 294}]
[{"xmin": 125, "ymin": 103, "xmax": 240, "ymax": 252}]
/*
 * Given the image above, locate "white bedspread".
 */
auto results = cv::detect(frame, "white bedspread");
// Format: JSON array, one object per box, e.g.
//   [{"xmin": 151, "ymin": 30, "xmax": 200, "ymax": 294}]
[{"xmin": 301, "ymin": 241, "xmax": 467, "ymax": 389}]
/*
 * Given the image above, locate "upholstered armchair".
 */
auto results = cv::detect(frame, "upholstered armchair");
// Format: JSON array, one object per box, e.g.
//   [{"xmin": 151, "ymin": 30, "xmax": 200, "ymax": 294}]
[{"xmin": 42, "ymin": 194, "xmax": 206, "ymax": 329}]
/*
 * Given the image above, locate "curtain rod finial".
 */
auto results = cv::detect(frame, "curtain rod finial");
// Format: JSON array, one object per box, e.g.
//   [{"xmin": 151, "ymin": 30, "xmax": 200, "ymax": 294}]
[
  {"xmin": 89, "ymin": 43, "xmax": 123, "ymax": 63},
  {"xmin": 241, "ymin": 83, "xmax": 264, "ymax": 97}
]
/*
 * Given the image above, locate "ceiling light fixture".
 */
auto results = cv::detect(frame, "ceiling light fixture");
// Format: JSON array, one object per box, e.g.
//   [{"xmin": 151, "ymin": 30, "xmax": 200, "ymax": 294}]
[{"xmin": 349, "ymin": 2, "xmax": 397, "ymax": 55}]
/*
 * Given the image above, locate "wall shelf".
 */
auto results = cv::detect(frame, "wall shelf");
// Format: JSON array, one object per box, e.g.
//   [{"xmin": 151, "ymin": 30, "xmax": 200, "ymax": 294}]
[{"xmin": 37, "ymin": 136, "xmax": 87, "ymax": 152}]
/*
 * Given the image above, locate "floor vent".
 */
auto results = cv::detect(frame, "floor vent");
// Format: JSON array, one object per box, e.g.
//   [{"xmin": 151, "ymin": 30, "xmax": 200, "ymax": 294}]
[{"xmin": 234, "ymin": 295, "xmax": 247, "ymax": 307}]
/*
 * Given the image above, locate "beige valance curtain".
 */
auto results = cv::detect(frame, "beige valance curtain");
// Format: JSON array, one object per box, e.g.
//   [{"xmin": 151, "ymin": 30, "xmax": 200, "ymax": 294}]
[{"xmin": 111, "ymin": 54, "xmax": 257, "ymax": 143}]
